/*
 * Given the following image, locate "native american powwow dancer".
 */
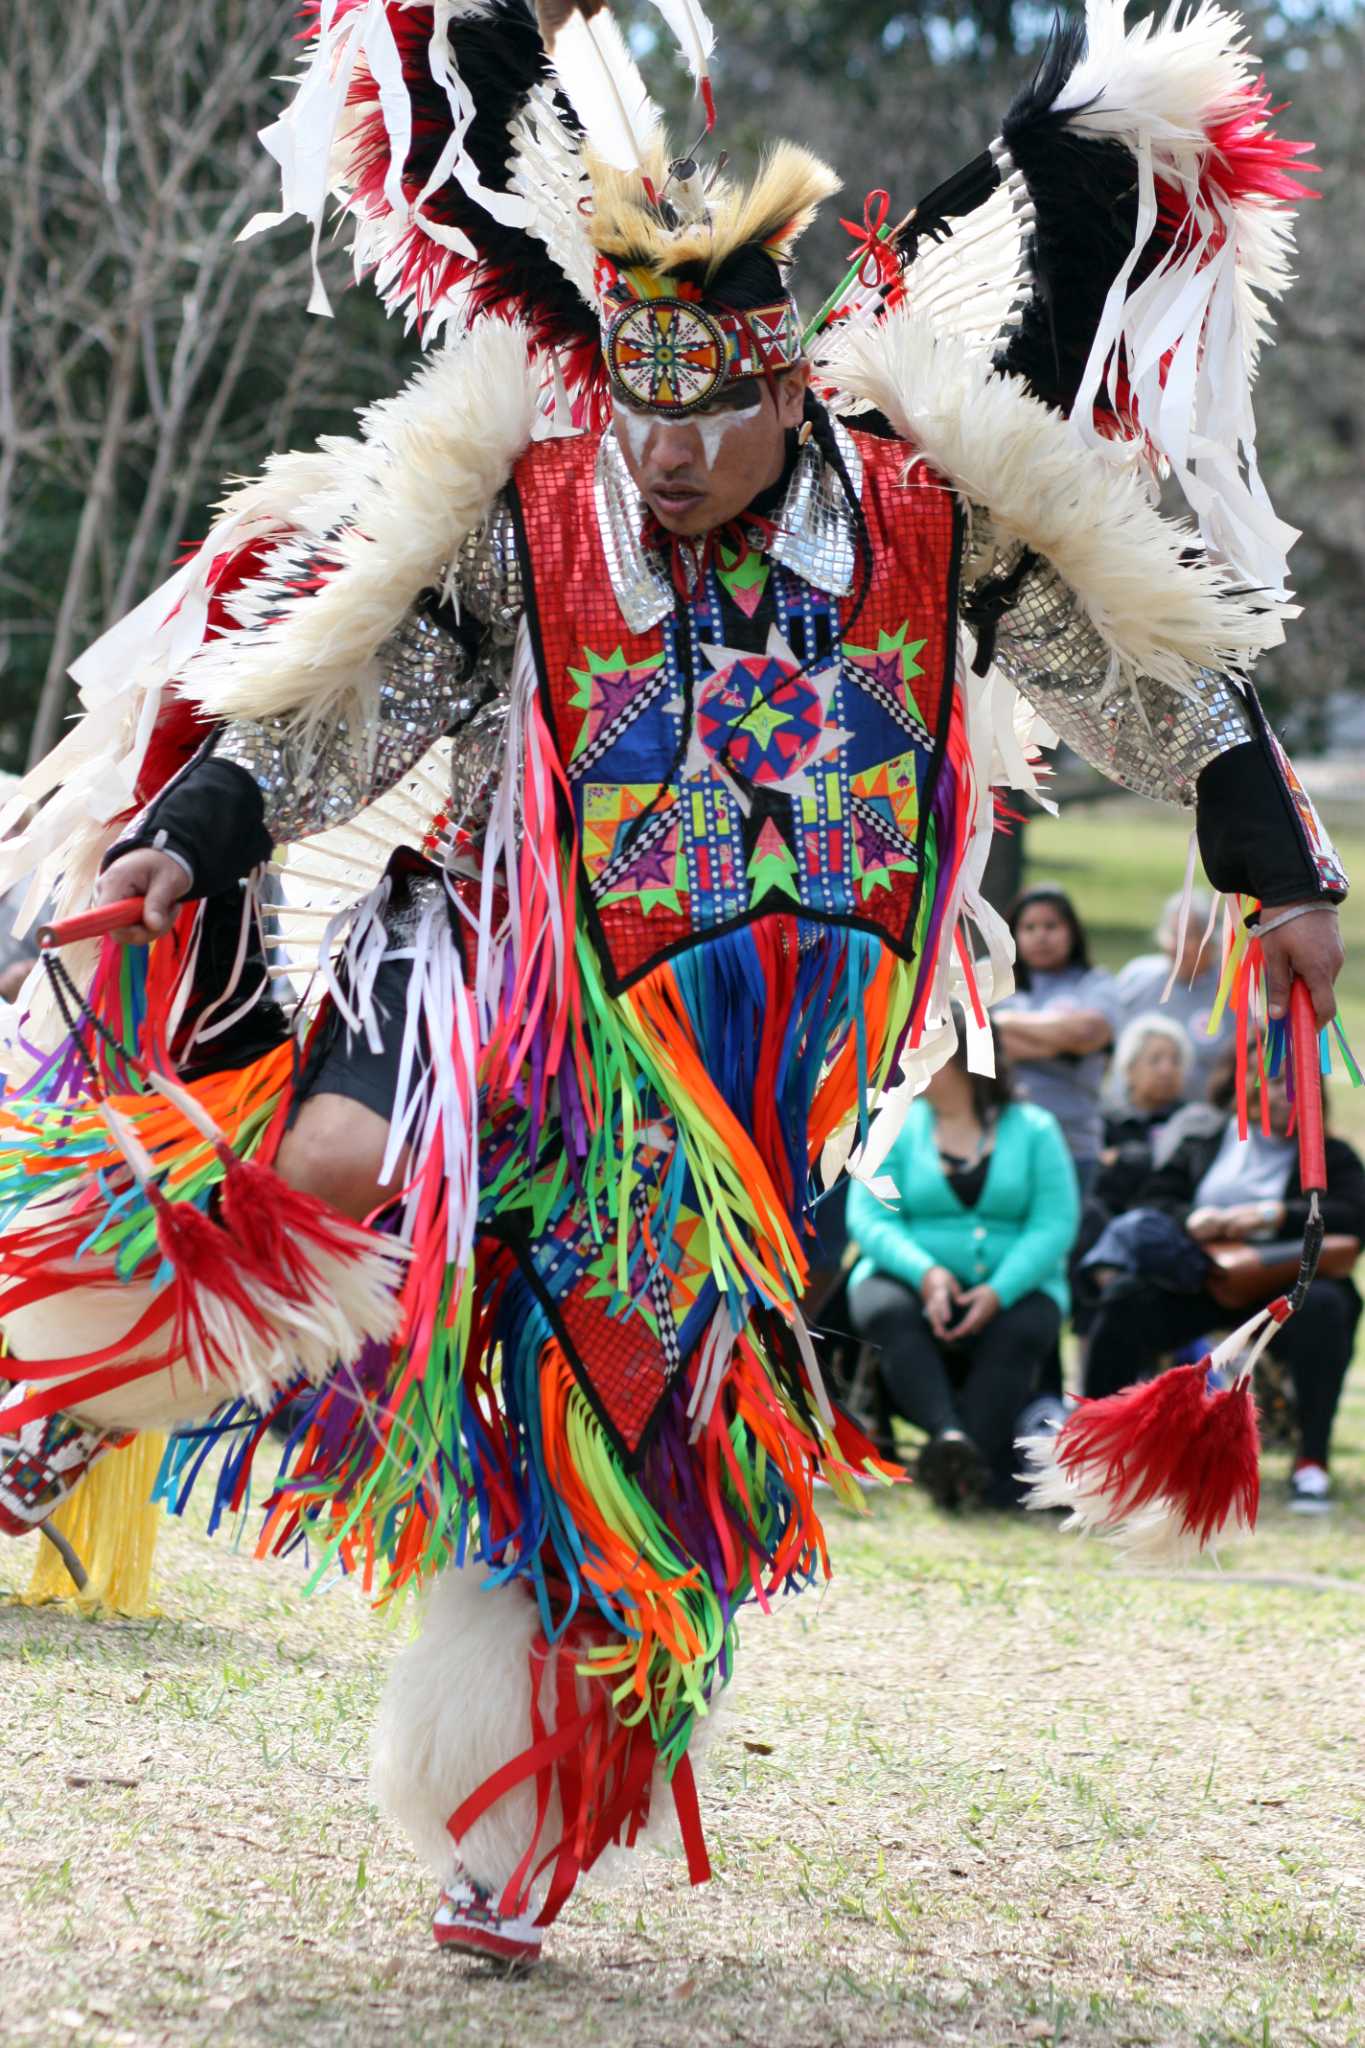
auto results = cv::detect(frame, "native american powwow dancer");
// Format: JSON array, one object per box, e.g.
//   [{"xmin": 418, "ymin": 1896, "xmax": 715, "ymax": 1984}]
[{"xmin": 0, "ymin": 0, "xmax": 1349, "ymax": 1962}]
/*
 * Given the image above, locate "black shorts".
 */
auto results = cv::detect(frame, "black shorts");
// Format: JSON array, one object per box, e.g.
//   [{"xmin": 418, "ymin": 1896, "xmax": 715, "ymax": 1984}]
[{"xmin": 292, "ymin": 956, "xmax": 416, "ymax": 1123}]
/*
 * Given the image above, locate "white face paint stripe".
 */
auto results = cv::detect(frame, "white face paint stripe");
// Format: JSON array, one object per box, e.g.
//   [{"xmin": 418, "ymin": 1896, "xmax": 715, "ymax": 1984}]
[
  {"xmin": 613, "ymin": 404, "xmax": 655, "ymax": 466},
  {"xmin": 611, "ymin": 399, "xmax": 763, "ymax": 472},
  {"xmin": 694, "ymin": 401, "xmax": 762, "ymax": 470}
]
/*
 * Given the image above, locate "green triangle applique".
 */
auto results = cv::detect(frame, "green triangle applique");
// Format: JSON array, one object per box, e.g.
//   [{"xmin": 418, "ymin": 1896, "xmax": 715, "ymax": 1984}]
[
  {"xmin": 746, "ymin": 817, "xmax": 799, "ymax": 906},
  {"xmin": 716, "ymin": 542, "xmax": 770, "ymax": 613}
]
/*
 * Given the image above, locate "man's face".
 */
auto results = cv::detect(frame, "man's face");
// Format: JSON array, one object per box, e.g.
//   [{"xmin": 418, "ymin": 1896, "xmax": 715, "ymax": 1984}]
[{"xmin": 610, "ymin": 365, "xmax": 810, "ymax": 537}]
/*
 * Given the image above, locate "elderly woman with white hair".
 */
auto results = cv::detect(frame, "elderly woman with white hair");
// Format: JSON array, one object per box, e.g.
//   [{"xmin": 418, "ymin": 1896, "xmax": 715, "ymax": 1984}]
[
  {"xmin": 1113, "ymin": 888, "xmax": 1234, "ymax": 1099},
  {"xmin": 1069, "ymin": 1011, "xmax": 1199, "ymax": 1335},
  {"xmin": 1097, "ymin": 1012, "xmax": 1195, "ymax": 1215}
]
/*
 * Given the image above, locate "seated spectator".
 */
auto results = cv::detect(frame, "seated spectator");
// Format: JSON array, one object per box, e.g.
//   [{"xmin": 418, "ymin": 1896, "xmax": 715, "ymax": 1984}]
[
  {"xmin": 994, "ymin": 885, "xmax": 1121, "ymax": 1195},
  {"xmin": 1095, "ymin": 1013, "xmax": 1194, "ymax": 1214},
  {"xmin": 1085, "ymin": 1065, "xmax": 1365, "ymax": 1514},
  {"xmin": 1113, "ymin": 887, "xmax": 1233, "ymax": 1102},
  {"xmin": 846, "ymin": 1020, "xmax": 1080, "ymax": 1510}
]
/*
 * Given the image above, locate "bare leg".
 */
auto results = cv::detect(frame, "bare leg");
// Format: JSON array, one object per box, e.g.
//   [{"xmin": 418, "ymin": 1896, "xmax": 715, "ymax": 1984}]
[{"xmin": 273, "ymin": 1090, "xmax": 407, "ymax": 1221}]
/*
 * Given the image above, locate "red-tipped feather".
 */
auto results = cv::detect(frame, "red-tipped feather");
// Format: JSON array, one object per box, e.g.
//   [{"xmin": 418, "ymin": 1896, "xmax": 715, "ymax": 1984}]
[
  {"xmin": 1020, "ymin": 1358, "xmax": 1262, "ymax": 1557},
  {"xmin": 150, "ymin": 1195, "xmax": 290, "ymax": 1398},
  {"xmin": 1158, "ymin": 1375, "xmax": 1261, "ymax": 1549},
  {"xmin": 1053, "ymin": 1362, "xmax": 1214, "ymax": 1518},
  {"xmin": 216, "ymin": 1156, "xmax": 405, "ymax": 1378},
  {"xmin": 1205, "ymin": 82, "xmax": 1317, "ymax": 208}
]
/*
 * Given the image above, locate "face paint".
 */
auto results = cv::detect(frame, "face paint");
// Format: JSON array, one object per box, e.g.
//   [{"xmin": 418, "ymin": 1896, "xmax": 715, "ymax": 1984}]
[
  {"xmin": 613, "ymin": 404, "xmax": 656, "ymax": 465},
  {"xmin": 693, "ymin": 399, "xmax": 762, "ymax": 470},
  {"xmin": 612, "ymin": 397, "xmax": 763, "ymax": 471}
]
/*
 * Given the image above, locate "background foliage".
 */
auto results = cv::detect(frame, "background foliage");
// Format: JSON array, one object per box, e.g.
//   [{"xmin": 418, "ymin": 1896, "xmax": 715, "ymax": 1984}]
[{"xmin": 1, "ymin": 0, "xmax": 1361, "ymax": 772}]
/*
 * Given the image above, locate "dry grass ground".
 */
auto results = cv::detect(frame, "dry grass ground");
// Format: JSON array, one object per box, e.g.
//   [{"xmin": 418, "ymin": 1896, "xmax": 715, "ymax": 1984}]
[
  {"xmin": 4, "ymin": 794, "xmax": 1361, "ymax": 2047},
  {"xmin": 3, "ymin": 1372, "xmax": 1362, "ymax": 2048}
]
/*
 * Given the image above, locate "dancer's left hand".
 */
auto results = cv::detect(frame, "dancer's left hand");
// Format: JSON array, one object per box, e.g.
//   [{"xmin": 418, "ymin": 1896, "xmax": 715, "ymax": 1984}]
[{"xmin": 1261, "ymin": 904, "xmax": 1344, "ymax": 1027}]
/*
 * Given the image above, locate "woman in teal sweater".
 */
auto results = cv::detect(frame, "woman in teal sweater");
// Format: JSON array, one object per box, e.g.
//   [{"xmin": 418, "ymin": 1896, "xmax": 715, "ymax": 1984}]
[{"xmin": 847, "ymin": 1025, "xmax": 1080, "ymax": 1508}]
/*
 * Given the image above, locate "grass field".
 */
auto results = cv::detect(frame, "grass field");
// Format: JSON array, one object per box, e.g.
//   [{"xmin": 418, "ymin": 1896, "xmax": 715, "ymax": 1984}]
[
  {"xmin": 2, "ymin": 793, "xmax": 1362, "ymax": 2048},
  {"xmin": 2, "ymin": 1400, "xmax": 1362, "ymax": 2048}
]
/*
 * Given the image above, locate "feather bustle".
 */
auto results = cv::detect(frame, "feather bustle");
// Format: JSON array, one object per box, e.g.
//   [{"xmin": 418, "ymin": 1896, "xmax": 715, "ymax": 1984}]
[{"xmin": 821, "ymin": 307, "xmax": 1288, "ymax": 690}]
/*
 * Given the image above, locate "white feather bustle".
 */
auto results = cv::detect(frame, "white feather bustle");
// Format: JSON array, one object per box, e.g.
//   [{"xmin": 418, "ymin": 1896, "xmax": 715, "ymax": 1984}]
[
  {"xmin": 0, "ymin": 321, "xmax": 536, "ymax": 1065},
  {"xmin": 371, "ymin": 1567, "xmax": 719, "ymax": 1897},
  {"xmin": 0, "ymin": 452, "xmax": 331, "ymax": 985},
  {"xmin": 180, "ymin": 322, "xmax": 539, "ymax": 735},
  {"xmin": 507, "ymin": 89, "xmax": 600, "ymax": 310},
  {"xmin": 1045, "ymin": 0, "xmax": 1304, "ymax": 592},
  {"xmin": 821, "ymin": 308, "xmax": 1288, "ymax": 690}
]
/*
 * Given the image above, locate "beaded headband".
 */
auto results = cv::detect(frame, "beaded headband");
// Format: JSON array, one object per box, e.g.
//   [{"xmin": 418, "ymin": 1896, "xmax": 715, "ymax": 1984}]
[{"xmin": 598, "ymin": 260, "xmax": 803, "ymax": 417}]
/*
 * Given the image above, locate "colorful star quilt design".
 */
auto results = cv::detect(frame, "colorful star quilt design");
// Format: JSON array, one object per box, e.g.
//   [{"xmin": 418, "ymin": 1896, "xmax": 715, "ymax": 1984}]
[
  {"xmin": 685, "ymin": 624, "xmax": 850, "ymax": 806},
  {"xmin": 581, "ymin": 783, "xmax": 672, "ymax": 891},
  {"xmin": 599, "ymin": 816, "xmax": 685, "ymax": 914},
  {"xmin": 844, "ymin": 623, "xmax": 931, "ymax": 736},
  {"xmin": 567, "ymin": 644, "xmax": 667, "ymax": 765},
  {"xmin": 849, "ymin": 757, "xmax": 920, "ymax": 899}
]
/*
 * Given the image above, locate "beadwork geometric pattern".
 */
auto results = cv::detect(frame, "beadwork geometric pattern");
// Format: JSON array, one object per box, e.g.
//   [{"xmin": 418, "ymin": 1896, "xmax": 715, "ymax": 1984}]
[
  {"xmin": 606, "ymin": 300, "xmax": 727, "ymax": 413},
  {"xmin": 514, "ymin": 429, "xmax": 961, "ymax": 991}
]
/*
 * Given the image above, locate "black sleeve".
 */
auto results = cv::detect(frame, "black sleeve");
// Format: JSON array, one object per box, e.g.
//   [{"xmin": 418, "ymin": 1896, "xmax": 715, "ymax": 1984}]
[
  {"xmin": 103, "ymin": 585, "xmax": 488, "ymax": 901},
  {"xmin": 1131, "ymin": 1136, "xmax": 1204, "ymax": 1222},
  {"xmin": 1195, "ymin": 685, "xmax": 1347, "ymax": 909},
  {"xmin": 1283, "ymin": 1136, "xmax": 1365, "ymax": 1241},
  {"xmin": 1095, "ymin": 1139, "xmax": 1156, "ymax": 1214},
  {"xmin": 102, "ymin": 749, "xmax": 272, "ymax": 900},
  {"xmin": 421, "ymin": 584, "xmax": 489, "ymax": 668}
]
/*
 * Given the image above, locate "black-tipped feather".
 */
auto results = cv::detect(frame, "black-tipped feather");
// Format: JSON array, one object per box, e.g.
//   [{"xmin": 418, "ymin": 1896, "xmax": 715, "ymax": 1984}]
[
  {"xmin": 994, "ymin": 128, "xmax": 1144, "ymax": 416},
  {"xmin": 350, "ymin": 0, "xmax": 599, "ymax": 360},
  {"xmin": 897, "ymin": 150, "xmax": 1003, "ymax": 261},
  {"xmin": 994, "ymin": 13, "xmax": 1161, "ymax": 419},
  {"xmin": 1002, "ymin": 12, "xmax": 1089, "ymax": 133}
]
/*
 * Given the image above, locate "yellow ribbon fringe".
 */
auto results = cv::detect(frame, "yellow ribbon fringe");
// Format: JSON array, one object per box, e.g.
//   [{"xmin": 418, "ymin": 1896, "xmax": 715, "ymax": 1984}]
[{"xmin": 21, "ymin": 1434, "xmax": 166, "ymax": 1617}]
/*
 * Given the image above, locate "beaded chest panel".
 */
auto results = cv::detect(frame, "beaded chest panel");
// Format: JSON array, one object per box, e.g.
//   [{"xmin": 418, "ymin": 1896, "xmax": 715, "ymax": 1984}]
[{"xmin": 512, "ymin": 430, "xmax": 963, "ymax": 995}]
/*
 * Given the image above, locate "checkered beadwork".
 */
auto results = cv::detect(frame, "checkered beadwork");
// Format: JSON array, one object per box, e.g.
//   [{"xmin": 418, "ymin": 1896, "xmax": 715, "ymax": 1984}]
[
  {"xmin": 0, "ymin": 1395, "xmax": 117, "ymax": 1536},
  {"xmin": 513, "ymin": 428, "xmax": 962, "ymax": 995},
  {"xmin": 483, "ymin": 1102, "xmax": 716, "ymax": 1457}
]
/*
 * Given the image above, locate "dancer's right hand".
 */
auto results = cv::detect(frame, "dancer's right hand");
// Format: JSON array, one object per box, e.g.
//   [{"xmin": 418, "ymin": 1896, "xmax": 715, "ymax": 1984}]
[{"xmin": 93, "ymin": 848, "xmax": 191, "ymax": 944}]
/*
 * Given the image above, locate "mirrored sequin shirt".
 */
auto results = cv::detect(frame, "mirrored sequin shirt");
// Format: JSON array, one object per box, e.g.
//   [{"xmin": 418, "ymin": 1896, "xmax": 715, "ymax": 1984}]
[
  {"xmin": 214, "ymin": 506, "xmax": 525, "ymax": 847},
  {"xmin": 214, "ymin": 429, "xmax": 1253, "ymax": 848}
]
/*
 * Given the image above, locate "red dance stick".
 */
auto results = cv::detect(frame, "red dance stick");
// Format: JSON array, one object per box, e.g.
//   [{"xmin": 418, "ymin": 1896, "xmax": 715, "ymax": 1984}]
[
  {"xmin": 1289, "ymin": 978, "xmax": 1327, "ymax": 1195},
  {"xmin": 37, "ymin": 898, "xmax": 148, "ymax": 949}
]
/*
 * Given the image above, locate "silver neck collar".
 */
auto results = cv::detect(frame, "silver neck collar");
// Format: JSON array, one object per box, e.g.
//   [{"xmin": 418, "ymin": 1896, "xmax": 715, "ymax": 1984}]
[{"xmin": 593, "ymin": 423, "xmax": 865, "ymax": 634}]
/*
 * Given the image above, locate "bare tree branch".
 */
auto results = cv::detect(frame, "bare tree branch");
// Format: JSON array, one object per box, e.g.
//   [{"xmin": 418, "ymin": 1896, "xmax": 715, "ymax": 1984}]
[{"xmin": 2, "ymin": 0, "xmax": 405, "ymax": 769}]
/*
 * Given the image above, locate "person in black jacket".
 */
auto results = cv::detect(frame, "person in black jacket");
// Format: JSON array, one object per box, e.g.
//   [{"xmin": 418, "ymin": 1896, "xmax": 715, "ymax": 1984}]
[{"xmin": 1085, "ymin": 1066, "xmax": 1365, "ymax": 1513}]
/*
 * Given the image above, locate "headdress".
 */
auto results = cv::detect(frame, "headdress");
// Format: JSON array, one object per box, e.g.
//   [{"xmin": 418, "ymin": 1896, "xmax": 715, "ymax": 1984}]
[
  {"xmin": 248, "ymin": 0, "xmax": 833, "ymax": 418},
  {"xmin": 234, "ymin": 0, "xmax": 1313, "ymax": 575},
  {"xmin": 590, "ymin": 142, "xmax": 836, "ymax": 414}
]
